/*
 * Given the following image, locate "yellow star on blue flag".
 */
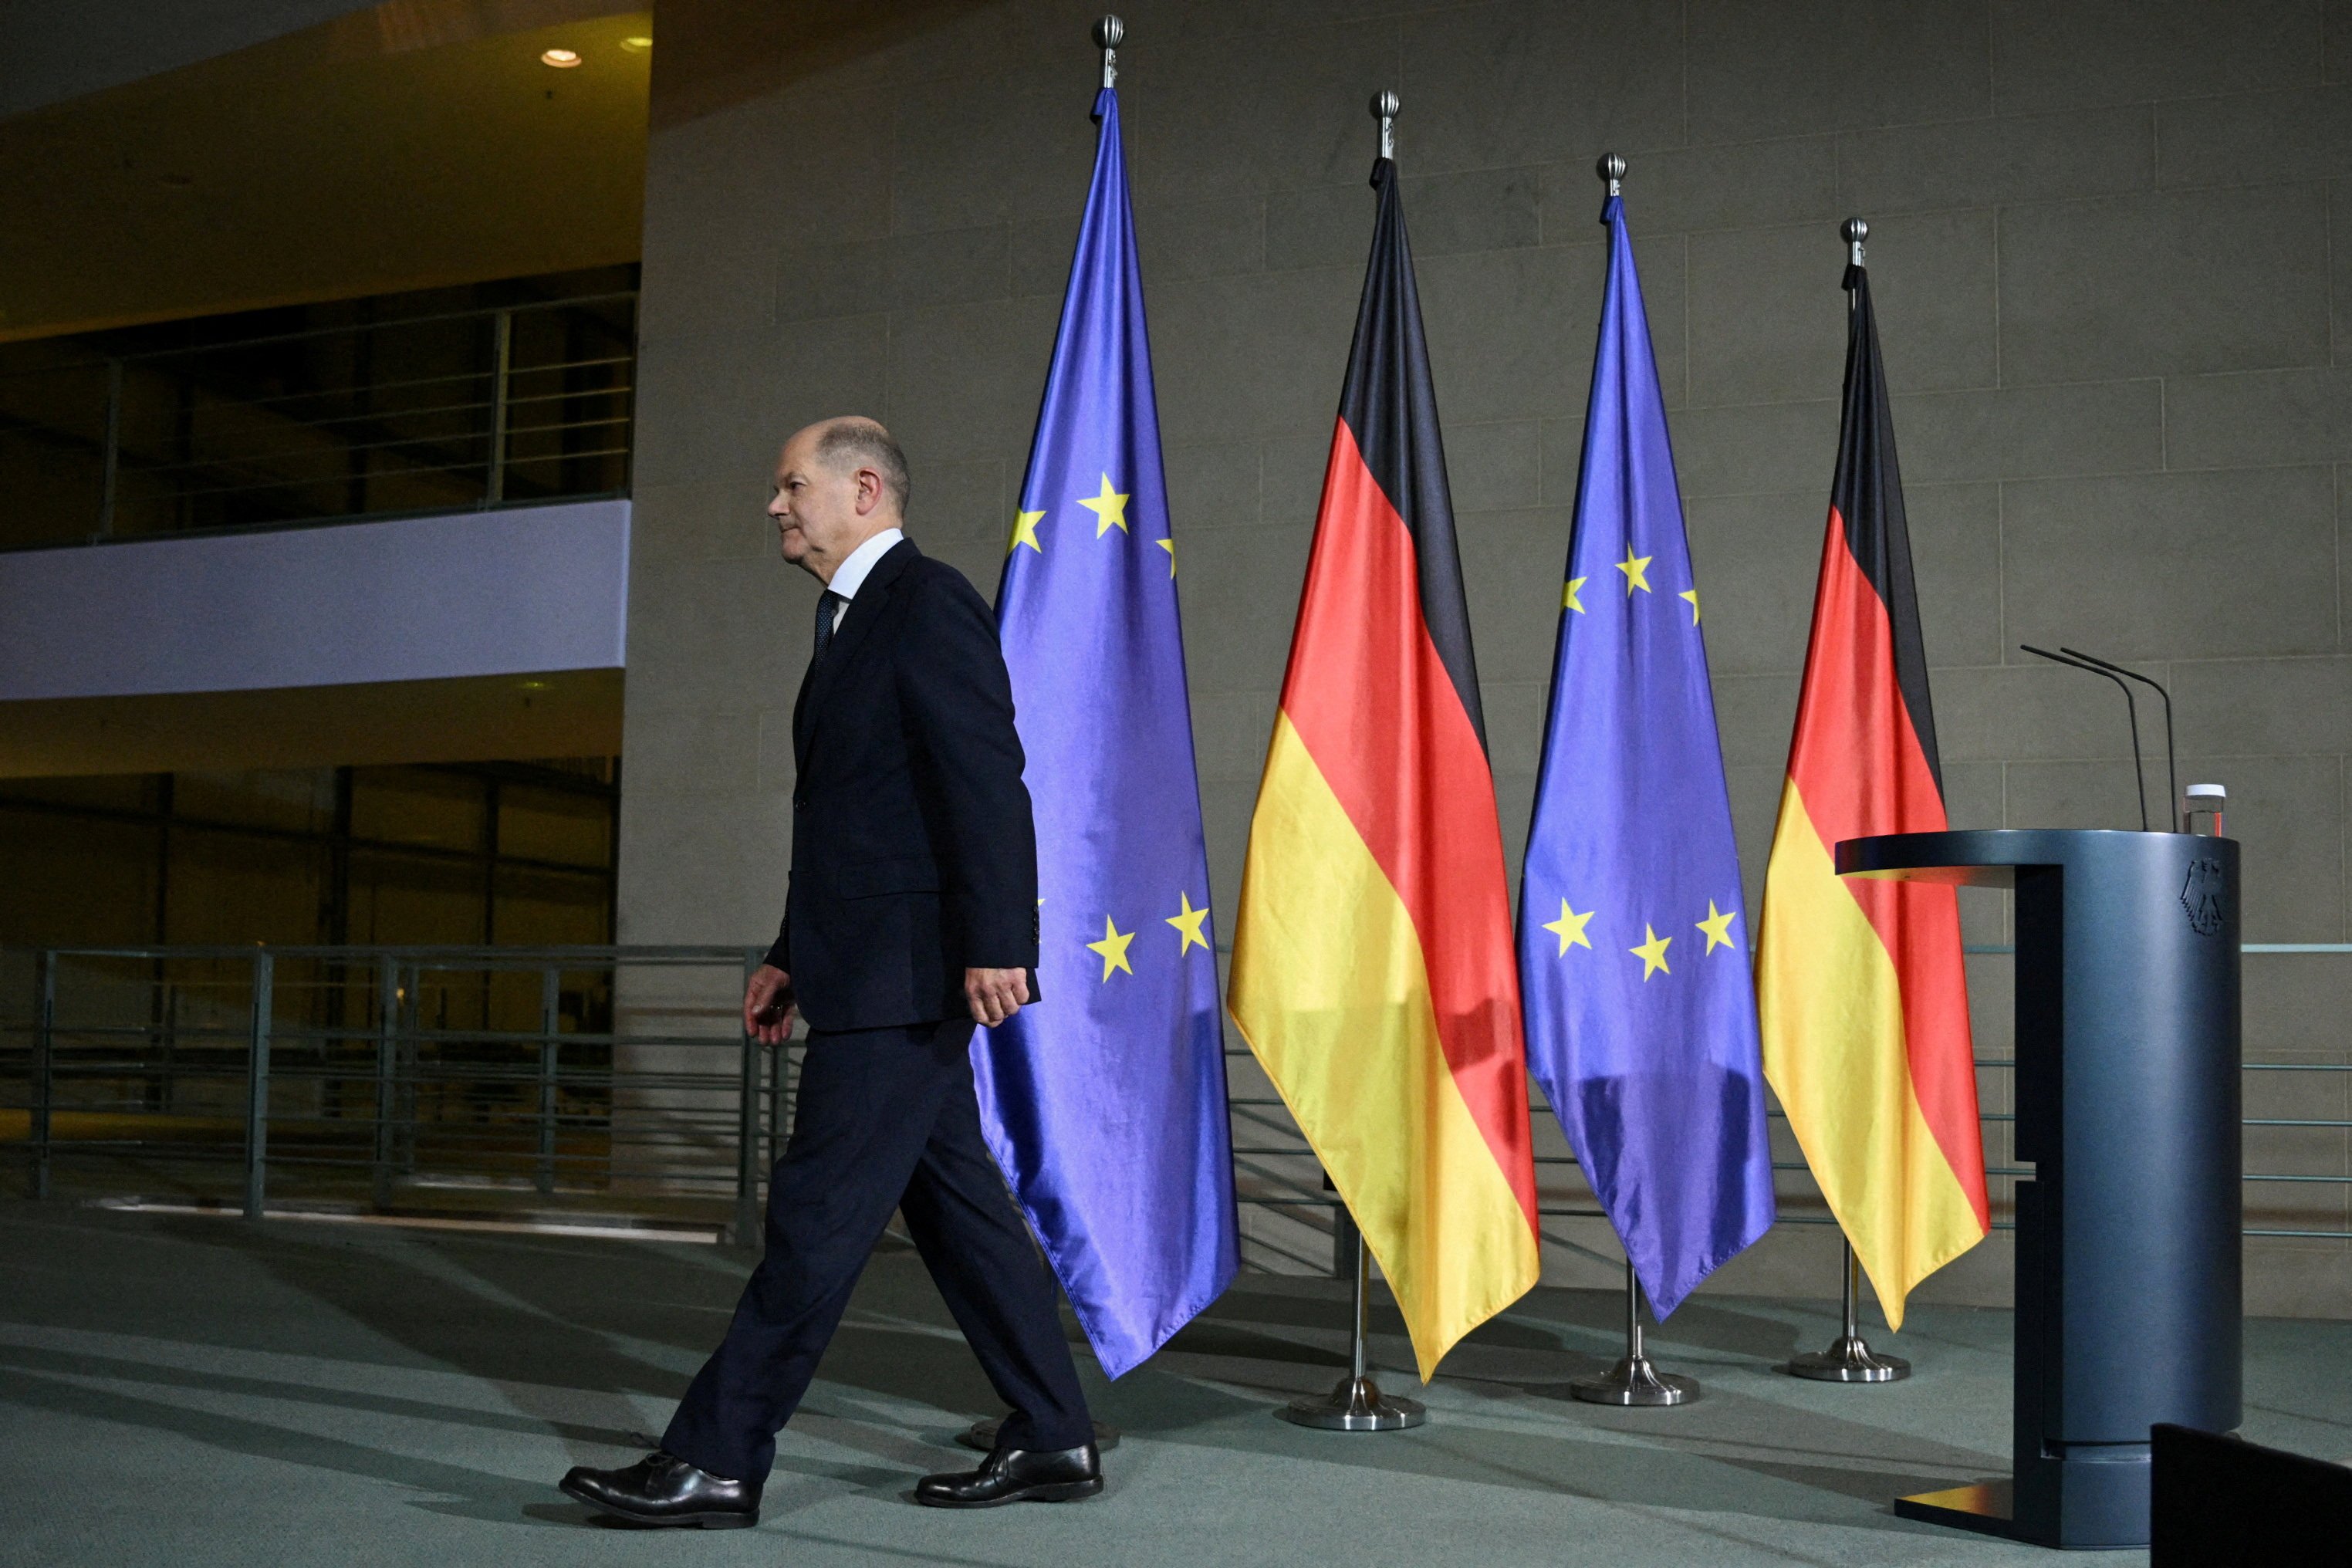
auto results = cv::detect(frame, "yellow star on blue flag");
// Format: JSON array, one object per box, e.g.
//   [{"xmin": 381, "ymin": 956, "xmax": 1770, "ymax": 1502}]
[{"xmin": 1078, "ymin": 475, "xmax": 1130, "ymax": 536}]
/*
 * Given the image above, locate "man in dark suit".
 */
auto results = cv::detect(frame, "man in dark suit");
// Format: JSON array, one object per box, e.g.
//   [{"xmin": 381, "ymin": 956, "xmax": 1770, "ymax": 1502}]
[{"xmin": 559, "ymin": 417, "xmax": 1099, "ymax": 1528}]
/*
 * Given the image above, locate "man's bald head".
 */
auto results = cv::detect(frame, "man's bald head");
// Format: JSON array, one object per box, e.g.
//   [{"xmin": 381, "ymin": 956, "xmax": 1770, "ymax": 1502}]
[
  {"xmin": 769, "ymin": 416, "xmax": 911, "ymax": 584},
  {"xmin": 809, "ymin": 417, "xmax": 910, "ymax": 516}
]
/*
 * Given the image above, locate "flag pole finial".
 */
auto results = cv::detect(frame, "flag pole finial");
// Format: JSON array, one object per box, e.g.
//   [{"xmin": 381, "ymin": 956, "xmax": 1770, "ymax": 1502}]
[
  {"xmin": 1371, "ymin": 90, "xmax": 1399, "ymax": 160},
  {"xmin": 1597, "ymin": 153, "xmax": 1625, "ymax": 197},
  {"xmin": 1093, "ymin": 15, "xmax": 1123, "ymax": 90},
  {"xmin": 1842, "ymin": 216, "xmax": 1868, "ymax": 268}
]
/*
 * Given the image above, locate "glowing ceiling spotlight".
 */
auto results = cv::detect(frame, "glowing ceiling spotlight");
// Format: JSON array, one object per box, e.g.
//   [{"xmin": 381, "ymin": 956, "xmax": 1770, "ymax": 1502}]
[{"xmin": 540, "ymin": 47, "xmax": 583, "ymax": 68}]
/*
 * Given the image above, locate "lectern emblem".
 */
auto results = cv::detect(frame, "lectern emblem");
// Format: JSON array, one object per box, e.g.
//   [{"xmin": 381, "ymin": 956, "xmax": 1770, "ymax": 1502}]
[{"xmin": 2181, "ymin": 858, "xmax": 2225, "ymax": 937}]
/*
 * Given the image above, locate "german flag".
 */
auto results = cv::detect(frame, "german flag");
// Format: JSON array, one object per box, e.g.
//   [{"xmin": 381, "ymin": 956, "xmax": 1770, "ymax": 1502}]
[
  {"xmin": 1228, "ymin": 157, "xmax": 1539, "ymax": 1379},
  {"xmin": 1756, "ymin": 258, "xmax": 1989, "ymax": 1329}
]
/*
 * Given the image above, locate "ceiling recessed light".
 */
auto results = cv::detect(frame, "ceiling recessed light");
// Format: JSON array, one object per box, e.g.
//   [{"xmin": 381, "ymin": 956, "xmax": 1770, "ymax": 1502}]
[
  {"xmin": 540, "ymin": 47, "xmax": 582, "ymax": 68},
  {"xmin": 619, "ymin": 35, "xmax": 652, "ymax": 53}
]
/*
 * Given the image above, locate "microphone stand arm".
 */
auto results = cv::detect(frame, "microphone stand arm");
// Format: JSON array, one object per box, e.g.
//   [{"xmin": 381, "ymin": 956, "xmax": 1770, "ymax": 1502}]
[{"xmin": 2021, "ymin": 644, "xmax": 2148, "ymax": 832}]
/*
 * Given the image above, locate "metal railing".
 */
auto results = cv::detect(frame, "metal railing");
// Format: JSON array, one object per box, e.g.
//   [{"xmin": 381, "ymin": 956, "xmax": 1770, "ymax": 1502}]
[
  {"xmin": 0, "ymin": 292, "xmax": 635, "ymax": 552},
  {"xmin": 2, "ymin": 944, "xmax": 2346, "ymax": 1268}
]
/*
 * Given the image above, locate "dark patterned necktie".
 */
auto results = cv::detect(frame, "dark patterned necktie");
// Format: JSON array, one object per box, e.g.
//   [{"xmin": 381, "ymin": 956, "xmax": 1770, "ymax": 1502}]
[{"xmin": 813, "ymin": 590, "xmax": 845, "ymax": 661}]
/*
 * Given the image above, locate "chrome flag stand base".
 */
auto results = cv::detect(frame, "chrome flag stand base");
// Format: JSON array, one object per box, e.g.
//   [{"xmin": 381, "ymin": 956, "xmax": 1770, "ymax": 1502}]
[
  {"xmin": 1573, "ymin": 1261, "xmax": 1698, "ymax": 1406},
  {"xmin": 1279, "ymin": 1232, "xmax": 1425, "ymax": 1431},
  {"xmin": 1783, "ymin": 1242, "xmax": 1910, "ymax": 1383}
]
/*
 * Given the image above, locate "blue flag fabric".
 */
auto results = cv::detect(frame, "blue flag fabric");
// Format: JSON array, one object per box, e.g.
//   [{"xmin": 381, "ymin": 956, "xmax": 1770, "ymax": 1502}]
[
  {"xmin": 974, "ymin": 87, "xmax": 1239, "ymax": 1379},
  {"xmin": 1517, "ymin": 194, "xmax": 1776, "ymax": 1318}
]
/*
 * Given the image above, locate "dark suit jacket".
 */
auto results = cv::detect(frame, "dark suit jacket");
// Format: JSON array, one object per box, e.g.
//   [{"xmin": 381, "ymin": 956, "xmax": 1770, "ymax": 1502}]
[{"xmin": 765, "ymin": 537, "xmax": 1040, "ymax": 1031}]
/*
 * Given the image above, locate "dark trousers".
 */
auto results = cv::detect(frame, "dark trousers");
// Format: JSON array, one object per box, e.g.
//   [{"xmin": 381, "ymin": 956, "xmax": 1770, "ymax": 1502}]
[{"xmin": 661, "ymin": 1016, "xmax": 1093, "ymax": 1483}]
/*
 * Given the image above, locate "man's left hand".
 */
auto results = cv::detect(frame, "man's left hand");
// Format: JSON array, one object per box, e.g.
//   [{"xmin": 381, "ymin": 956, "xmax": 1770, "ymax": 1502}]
[{"xmin": 964, "ymin": 966, "xmax": 1030, "ymax": 1026}]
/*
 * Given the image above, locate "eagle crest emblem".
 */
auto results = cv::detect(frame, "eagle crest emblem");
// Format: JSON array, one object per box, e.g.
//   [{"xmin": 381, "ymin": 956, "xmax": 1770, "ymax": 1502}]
[{"xmin": 2181, "ymin": 858, "xmax": 2225, "ymax": 938}]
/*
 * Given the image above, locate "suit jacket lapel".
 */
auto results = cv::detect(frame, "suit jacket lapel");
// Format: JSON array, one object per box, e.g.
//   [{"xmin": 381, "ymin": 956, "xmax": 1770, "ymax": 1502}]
[{"xmin": 794, "ymin": 538, "xmax": 917, "ymax": 773}]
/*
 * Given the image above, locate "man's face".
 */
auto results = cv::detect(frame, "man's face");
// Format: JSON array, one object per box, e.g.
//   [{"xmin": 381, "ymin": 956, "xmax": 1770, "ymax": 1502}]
[{"xmin": 768, "ymin": 429, "xmax": 879, "ymax": 580}]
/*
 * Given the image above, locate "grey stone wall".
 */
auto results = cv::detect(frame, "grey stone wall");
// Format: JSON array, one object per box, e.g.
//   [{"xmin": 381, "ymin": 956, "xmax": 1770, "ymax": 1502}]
[{"xmin": 622, "ymin": 0, "xmax": 2352, "ymax": 1313}]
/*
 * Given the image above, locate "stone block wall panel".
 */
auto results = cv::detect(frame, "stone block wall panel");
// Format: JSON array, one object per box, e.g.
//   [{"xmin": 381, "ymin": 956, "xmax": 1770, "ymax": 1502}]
[{"xmin": 625, "ymin": 0, "xmax": 2352, "ymax": 1311}]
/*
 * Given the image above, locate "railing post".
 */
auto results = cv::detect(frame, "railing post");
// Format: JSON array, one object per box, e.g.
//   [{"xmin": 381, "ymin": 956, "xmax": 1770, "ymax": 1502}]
[
  {"xmin": 98, "ymin": 358, "xmax": 121, "ymax": 540},
  {"xmin": 244, "ymin": 951, "xmax": 273, "ymax": 1222},
  {"xmin": 31, "ymin": 951, "xmax": 55, "ymax": 1199},
  {"xmin": 161, "ymin": 979, "xmax": 178, "ymax": 1112},
  {"xmin": 735, "ymin": 950, "xmax": 762, "ymax": 1248},
  {"xmin": 767, "ymin": 1038, "xmax": 785, "ymax": 1171},
  {"xmin": 395, "ymin": 965, "xmax": 418, "ymax": 1180},
  {"xmin": 537, "ymin": 964, "xmax": 560, "ymax": 1195},
  {"xmin": 372, "ymin": 955, "xmax": 396, "ymax": 1208},
  {"xmin": 485, "ymin": 309, "xmax": 513, "ymax": 504}
]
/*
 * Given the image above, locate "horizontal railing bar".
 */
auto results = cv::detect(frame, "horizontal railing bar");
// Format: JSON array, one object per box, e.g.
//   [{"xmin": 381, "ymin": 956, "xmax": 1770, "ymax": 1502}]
[
  {"xmin": 114, "ymin": 293, "xmax": 639, "ymax": 361},
  {"xmin": 113, "ymin": 447, "xmax": 629, "ymax": 505},
  {"xmin": 126, "ymin": 423, "xmax": 492, "ymax": 472},
  {"xmin": 120, "ymin": 457, "xmax": 494, "ymax": 502},
  {"xmin": 185, "ymin": 365, "xmax": 494, "ymax": 407},
  {"xmin": 8, "ymin": 940, "xmax": 2347, "ymax": 1256},
  {"xmin": 503, "ymin": 353, "xmax": 636, "ymax": 377},
  {"xmin": 12, "ymin": 1053, "xmax": 2347, "ymax": 1086},
  {"xmin": 130, "ymin": 408, "xmax": 629, "ymax": 474},
  {"xmin": 1952, "ymin": 944, "xmax": 2352, "ymax": 956},
  {"xmin": 2244, "ymin": 1228, "xmax": 2352, "ymax": 1239},
  {"xmin": 502, "ymin": 412, "xmax": 637, "ymax": 440},
  {"xmin": 122, "ymin": 444, "xmax": 589, "ymax": 500},
  {"xmin": 500, "ymin": 446, "xmax": 633, "ymax": 467},
  {"xmin": 3, "ymin": 945, "xmax": 749, "ymax": 960},
  {"xmin": 157, "ymin": 352, "xmax": 631, "ymax": 420}
]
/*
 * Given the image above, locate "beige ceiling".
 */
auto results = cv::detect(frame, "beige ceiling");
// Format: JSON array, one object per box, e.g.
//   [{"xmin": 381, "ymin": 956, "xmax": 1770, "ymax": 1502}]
[{"xmin": 0, "ymin": 0, "xmax": 650, "ymax": 342}]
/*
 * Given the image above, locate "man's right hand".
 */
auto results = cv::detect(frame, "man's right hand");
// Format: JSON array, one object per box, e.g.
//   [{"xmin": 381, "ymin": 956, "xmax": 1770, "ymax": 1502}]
[{"xmin": 744, "ymin": 964, "xmax": 796, "ymax": 1044}]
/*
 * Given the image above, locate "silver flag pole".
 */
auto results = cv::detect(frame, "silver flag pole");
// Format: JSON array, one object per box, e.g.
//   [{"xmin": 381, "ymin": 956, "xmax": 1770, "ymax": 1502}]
[
  {"xmin": 1562, "ymin": 147, "xmax": 1697, "ymax": 1413},
  {"xmin": 1783, "ymin": 1236, "xmax": 1911, "ymax": 1382},
  {"xmin": 1273, "ymin": 87, "xmax": 1431, "ymax": 1437},
  {"xmin": 1778, "ymin": 216, "xmax": 1911, "ymax": 1388},
  {"xmin": 1279, "ymin": 1225, "xmax": 1426, "ymax": 1431},
  {"xmin": 1572, "ymin": 1258, "xmax": 1699, "ymax": 1406}
]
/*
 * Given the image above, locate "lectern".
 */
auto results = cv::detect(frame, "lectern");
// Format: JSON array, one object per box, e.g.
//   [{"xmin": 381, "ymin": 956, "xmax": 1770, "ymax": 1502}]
[{"xmin": 1836, "ymin": 830, "xmax": 2241, "ymax": 1550}]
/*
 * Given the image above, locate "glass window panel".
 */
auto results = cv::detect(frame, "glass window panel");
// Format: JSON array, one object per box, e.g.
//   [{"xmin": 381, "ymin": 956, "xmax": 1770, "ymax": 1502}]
[
  {"xmin": 162, "ymin": 824, "xmax": 323, "ymax": 946},
  {"xmin": 350, "ymin": 769, "xmax": 483, "ymax": 852},
  {"xmin": 171, "ymin": 769, "xmax": 335, "ymax": 832},
  {"xmin": 0, "ymin": 775, "xmax": 159, "ymax": 811},
  {"xmin": 0, "ymin": 807, "xmax": 160, "ymax": 946},
  {"xmin": 494, "ymin": 865, "xmax": 612, "ymax": 947},
  {"xmin": 498, "ymin": 785, "xmax": 612, "ymax": 868},
  {"xmin": 346, "ymin": 849, "xmax": 485, "ymax": 947}
]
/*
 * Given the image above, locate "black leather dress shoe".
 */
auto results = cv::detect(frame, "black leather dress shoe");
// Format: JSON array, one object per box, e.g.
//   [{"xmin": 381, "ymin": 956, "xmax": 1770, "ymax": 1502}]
[
  {"xmin": 559, "ymin": 1450, "xmax": 759, "ymax": 1528},
  {"xmin": 915, "ymin": 1442, "xmax": 1103, "ymax": 1509}
]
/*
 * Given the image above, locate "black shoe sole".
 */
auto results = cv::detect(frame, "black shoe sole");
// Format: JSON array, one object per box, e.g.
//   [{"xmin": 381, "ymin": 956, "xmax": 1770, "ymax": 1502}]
[
  {"xmin": 558, "ymin": 1478, "xmax": 759, "ymax": 1529},
  {"xmin": 914, "ymin": 1477, "xmax": 1103, "ymax": 1509}
]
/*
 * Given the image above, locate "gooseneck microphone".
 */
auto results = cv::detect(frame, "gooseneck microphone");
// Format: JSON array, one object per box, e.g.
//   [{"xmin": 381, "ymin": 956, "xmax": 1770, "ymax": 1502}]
[
  {"xmin": 2020, "ymin": 644, "xmax": 2148, "ymax": 831},
  {"xmin": 2059, "ymin": 647, "xmax": 2178, "ymax": 832}
]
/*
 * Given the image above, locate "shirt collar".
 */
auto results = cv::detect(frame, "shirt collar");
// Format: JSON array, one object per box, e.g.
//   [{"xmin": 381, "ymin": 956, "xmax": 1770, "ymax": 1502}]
[{"xmin": 827, "ymin": 528, "xmax": 904, "ymax": 603}]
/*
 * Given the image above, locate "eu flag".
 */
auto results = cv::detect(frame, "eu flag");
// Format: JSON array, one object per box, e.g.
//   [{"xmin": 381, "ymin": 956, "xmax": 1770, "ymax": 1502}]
[
  {"xmin": 974, "ymin": 85, "xmax": 1239, "ymax": 1377},
  {"xmin": 1518, "ymin": 189, "xmax": 1776, "ymax": 1318}
]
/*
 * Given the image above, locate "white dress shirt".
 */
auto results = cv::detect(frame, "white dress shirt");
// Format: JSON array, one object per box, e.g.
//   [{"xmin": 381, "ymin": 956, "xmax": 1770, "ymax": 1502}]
[{"xmin": 826, "ymin": 527, "xmax": 904, "ymax": 630}]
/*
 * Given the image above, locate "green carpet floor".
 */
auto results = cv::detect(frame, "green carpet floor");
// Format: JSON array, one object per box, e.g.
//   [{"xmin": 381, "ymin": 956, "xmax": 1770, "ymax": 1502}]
[{"xmin": 3, "ymin": 1200, "xmax": 2346, "ymax": 1565}]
